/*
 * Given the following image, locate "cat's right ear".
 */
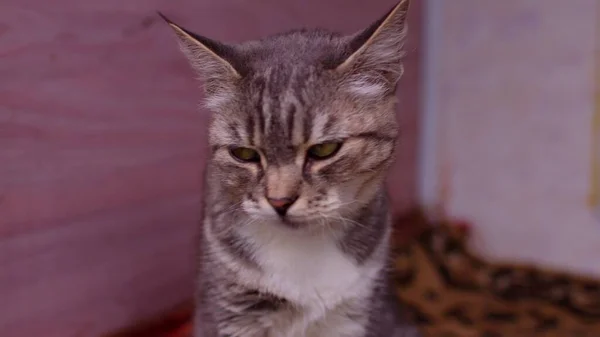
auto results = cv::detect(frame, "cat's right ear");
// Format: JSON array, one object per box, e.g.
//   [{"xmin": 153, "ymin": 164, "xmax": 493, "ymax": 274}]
[{"xmin": 159, "ymin": 12, "xmax": 242, "ymax": 108}]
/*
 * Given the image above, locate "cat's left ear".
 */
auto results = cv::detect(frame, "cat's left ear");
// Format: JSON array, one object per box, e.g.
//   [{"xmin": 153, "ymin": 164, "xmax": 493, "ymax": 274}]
[
  {"xmin": 336, "ymin": 0, "xmax": 411, "ymax": 98},
  {"xmin": 159, "ymin": 12, "xmax": 244, "ymax": 109}
]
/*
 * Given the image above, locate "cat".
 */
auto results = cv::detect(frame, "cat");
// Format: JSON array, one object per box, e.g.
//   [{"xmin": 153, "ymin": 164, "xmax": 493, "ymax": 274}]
[{"xmin": 160, "ymin": 1, "xmax": 420, "ymax": 336}]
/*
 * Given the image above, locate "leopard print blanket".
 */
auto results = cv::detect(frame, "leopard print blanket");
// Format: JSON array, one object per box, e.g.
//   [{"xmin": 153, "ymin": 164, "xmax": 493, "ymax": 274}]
[{"xmin": 392, "ymin": 208, "xmax": 600, "ymax": 337}]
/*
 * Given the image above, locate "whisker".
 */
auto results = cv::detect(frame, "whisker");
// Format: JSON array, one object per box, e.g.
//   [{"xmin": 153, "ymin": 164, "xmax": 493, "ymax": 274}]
[
  {"xmin": 214, "ymin": 200, "xmax": 245, "ymax": 217},
  {"xmin": 322, "ymin": 214, "xmax": 369, "ymax": 230}
]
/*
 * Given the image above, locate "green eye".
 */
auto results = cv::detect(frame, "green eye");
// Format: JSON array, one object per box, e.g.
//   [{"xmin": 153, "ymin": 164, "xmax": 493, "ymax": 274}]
[
  {"xmin": 307, "ymin": 142, "xmax": 342, "ymax": 160},
  {"xmin": 230, "ymin": 147, "xmax": 260, "ymax": 162}
]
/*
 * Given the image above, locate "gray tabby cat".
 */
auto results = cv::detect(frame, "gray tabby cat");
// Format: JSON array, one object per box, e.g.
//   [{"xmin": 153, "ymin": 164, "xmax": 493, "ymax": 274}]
[{"xmin": 160, "ymin": 0, "xmax": 420, "ymax": 336}]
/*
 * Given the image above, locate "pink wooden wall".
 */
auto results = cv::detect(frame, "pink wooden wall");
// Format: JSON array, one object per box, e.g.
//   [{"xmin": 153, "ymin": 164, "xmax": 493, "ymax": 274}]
[{"xmin": 0, "ymin": 1, "xmax": 421, "ymax": 336}]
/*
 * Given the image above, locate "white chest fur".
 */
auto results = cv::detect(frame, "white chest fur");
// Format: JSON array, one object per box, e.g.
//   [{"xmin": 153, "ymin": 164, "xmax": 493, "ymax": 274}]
[{"xmin": 239, "ymin": 222, "xmax": 381, "ymax": 324}]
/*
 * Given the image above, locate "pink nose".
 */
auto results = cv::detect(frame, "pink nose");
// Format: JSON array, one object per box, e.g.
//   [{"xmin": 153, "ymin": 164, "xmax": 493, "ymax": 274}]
[{"xmin": 267, "ymin": 196, "xmax": 298, "ymax": 216}]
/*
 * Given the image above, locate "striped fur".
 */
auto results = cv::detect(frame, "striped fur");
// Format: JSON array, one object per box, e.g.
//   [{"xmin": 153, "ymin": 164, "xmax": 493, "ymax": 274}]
[{"xmin": 161, "ymin": 1, "xmax": 419, "ymax": 336}]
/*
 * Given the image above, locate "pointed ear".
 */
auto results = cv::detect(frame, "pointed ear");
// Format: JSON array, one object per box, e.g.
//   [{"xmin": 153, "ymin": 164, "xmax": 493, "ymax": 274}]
[
  {"xmin": 336, "ymin": 0, "xmax": 411, "ymax": 98},
  {"xmin": 158, "ymin": 12, "xmax": 243, "ymax": 109}
]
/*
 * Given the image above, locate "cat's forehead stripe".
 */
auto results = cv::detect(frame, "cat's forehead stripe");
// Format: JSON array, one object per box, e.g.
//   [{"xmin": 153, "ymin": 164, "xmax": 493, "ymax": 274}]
[
  {"xmin": 242, "ymin": 66, "xmax": 317, "ymax": 150},
  {"xmin": 286, "ymin": 105, "xmax": 296, "ymax": 141}
]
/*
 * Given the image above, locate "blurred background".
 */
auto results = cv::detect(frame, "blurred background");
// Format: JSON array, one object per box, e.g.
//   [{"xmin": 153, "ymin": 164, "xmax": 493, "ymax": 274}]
[{"xmin": 1, "ymin": 0, "xmax": 599, "ymax": 336}]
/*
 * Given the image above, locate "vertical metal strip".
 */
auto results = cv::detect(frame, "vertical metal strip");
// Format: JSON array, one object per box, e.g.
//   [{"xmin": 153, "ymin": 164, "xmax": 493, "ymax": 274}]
[
  {"xmin": 418, "ymin": 0, "xmax": 443, "ymax": 210},
  {"xmin": 590, "ymin": 1, "xmax": 600, "ymax": 212}
]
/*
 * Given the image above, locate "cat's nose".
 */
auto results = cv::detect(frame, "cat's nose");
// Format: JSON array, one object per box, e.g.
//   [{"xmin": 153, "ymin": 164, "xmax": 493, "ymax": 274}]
[{"xmin": 267, "ymin": 196, "xmax": 298, "ymax": 216}]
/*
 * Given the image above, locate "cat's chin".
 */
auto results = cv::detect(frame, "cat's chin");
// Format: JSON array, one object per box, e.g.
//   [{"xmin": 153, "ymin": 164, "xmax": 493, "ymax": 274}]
[
  {"xmin": 275, "ymin": 214, "xmax": 346, "ymax": 233},
  {"xmin": 278, "ymin": 217, "xmax": 305, "ymax": 229},
  {"xmin": 254, "ymin": 214, "xmax": 320, "ymax": 230},
  {"xmin": 249, "ymin": 209, "xmax": 347, "ymax": 231}
]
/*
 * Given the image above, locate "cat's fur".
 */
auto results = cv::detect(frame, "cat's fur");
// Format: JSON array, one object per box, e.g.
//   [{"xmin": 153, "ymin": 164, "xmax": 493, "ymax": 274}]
[{"xmin": 160, "ymin": 1, "xmax": 420, "ymax": 336}]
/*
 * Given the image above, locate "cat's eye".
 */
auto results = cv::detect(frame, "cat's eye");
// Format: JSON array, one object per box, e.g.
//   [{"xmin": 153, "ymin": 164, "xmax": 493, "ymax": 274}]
[
  {"xmin": 230, "ymin": 147, "xmax": 260, "ymax": 162},
  {"xmin": 307, "ymin": 142, "xmax": 342, "ymax": 160}
]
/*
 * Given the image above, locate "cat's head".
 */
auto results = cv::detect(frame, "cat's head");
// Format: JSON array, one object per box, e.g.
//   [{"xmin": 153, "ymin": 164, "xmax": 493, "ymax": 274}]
[{"xmin": 162, "ymin": 0, "xmax": 410, "ymax": 227}]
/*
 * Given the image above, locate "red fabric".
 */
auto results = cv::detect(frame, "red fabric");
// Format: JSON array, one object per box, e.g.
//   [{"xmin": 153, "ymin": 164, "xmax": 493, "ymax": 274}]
[{"xmin": 165, "ymin": 322, "xmax": 192, "ymax": 337}]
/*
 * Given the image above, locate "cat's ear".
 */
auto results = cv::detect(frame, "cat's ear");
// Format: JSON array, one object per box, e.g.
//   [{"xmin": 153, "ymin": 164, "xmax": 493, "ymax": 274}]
[
  {"xmin": 336, "ymin": 0, "xmax": 410, "ymax": 98},
  {"xmin": 159, "ymin": 12, "xmax": 243, "ymax": 109}
]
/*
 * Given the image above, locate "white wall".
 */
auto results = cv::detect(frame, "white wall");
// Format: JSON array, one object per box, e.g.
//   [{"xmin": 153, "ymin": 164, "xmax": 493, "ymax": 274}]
[{"xmin": 420, "ymin": 0, "xmax": 600, "ymax": 276}]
